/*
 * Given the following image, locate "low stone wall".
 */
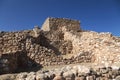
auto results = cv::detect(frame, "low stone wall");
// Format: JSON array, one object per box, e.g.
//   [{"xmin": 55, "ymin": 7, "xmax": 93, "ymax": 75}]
[{"xmin": 0, "ymin": 31, "xmax": 36, "ymax": 74}]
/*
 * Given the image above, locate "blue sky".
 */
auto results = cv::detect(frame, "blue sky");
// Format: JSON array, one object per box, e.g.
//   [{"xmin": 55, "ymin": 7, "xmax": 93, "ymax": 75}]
[{"xmin": 0, "ymin": 0, "xmax": 120, "ymax": 36}]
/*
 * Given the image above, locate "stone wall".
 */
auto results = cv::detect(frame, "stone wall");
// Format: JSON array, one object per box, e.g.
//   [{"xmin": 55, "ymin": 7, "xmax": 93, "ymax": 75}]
[
  {"xmin": 0, "ymin": 17, "xmax": 120, "ymax": 74},
  {"xmin": 0, "ymin": 53, "xmax": 17, "ymax": 74},
  {"xmin": 0, "ymin": 27, "xmax": 92, "ymax": 74},
  {"xmin": 0, "ymin": 31, "xmax": 33, "ymax": 74},
  {"xmin": 41, "ymin": 17, "xmax": 80, "ymax": 31},
  {"xmin": 64, "ymin": 30, "xmax": 120, "ymax": 66}
]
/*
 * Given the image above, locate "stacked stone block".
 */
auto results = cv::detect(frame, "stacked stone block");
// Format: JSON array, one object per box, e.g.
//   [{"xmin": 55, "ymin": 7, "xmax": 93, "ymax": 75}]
[{"xmin": 41, "ymin": 17, "xmax": 80, "ymax": 31}]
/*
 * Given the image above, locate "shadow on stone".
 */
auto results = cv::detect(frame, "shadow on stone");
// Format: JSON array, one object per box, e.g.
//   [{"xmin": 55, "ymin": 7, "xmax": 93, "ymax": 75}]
[
  {"xmin": 0, "ymin": 51, "xmax": 43, "ymax": 75},
  {"xmin": 38, "ymin": 34, "xmax": 61, "ymax": 55}
]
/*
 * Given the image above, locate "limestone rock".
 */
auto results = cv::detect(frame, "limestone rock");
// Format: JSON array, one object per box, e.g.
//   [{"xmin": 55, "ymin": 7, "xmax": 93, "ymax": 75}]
[
  {"xmin": 53, "ymin": 75, "xmax": 64, "ymax": 80},
  {"xmin": 16, "ymin": 72, "xmax": 28, "ymax": 80},
  {"xmin": 115, "ymin": 76, "xmax": 120, "ymax": 80}
]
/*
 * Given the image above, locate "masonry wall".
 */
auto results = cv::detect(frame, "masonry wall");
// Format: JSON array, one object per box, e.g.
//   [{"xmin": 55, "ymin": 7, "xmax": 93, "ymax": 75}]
[
  {"xmin": 0, "ymin": 17, "xmax": 120, "ymax": 74},
  {"xmin": 0, "ymin": 28, "xmax": 93, "ymax": 74},
  {"xmin": 41, "ymin": 17, "xmax": 80, "ymax": 31},
  {"xmin": 64, "ymin": 30, "xmax": 120, "ymax": 66}
]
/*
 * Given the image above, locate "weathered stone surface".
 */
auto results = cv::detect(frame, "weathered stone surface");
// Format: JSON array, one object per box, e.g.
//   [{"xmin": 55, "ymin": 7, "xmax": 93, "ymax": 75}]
[
  {"xmin": 53, "ymin": 75, "xmax": 64, "ymax": 80},
  {"xmin": 0, "ymin": 65, "xmax": 120, "ymax": 80},
  {"xmin": 41, "ymin": 17, "xmax": 80, "ymax": 31},
  {"xmin": 115, "ymin": 76, "xmax": 120, "ymax": 80},
  {"xmin": 16, "ymin": 72, "xmax": 28, "ymax": 80},
  {"xmin": 0, "ymin": 74, "xmax": 16, "ymax": 80},
  {"xmin": 26, "ymin": 72, "xmax": 36, "ymax": 80},
  {"xmin": 0, "ymin": 17, "xmax": 120, "ymax": 80}
]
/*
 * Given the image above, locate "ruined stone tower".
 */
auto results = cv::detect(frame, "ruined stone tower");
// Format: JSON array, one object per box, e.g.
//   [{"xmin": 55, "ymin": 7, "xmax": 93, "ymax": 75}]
[{"xmin": 41, "ymin": 17, "xmax": 80, "ymax": 31}]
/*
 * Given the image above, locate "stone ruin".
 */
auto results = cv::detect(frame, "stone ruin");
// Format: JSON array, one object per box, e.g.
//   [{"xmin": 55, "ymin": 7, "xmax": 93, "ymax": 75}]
[
  {"xmin": 0, "ymin": 17, "xmax": 120, "ymax": 75},
  {"xmin": 41, "ymin": 17, "xmax": 80, "ymax": 31}
]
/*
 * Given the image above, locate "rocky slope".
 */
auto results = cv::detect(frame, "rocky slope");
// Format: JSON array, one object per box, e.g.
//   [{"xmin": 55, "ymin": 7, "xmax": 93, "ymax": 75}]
[{"xmin": 0, "ymin": 17, "xmax": 120, "ymax": 80}]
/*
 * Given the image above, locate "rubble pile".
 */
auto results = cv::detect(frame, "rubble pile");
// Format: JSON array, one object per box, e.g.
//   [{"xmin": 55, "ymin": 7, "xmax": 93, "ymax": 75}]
[{"xmin": 1, "ymin": 65, "xmax": 120, "ymax": 80}]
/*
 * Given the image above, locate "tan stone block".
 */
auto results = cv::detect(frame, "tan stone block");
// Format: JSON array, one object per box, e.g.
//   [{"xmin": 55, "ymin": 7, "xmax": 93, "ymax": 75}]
[{"xmin": 75, "ymin": 76, "xmax": 85, "ymax": 80}]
